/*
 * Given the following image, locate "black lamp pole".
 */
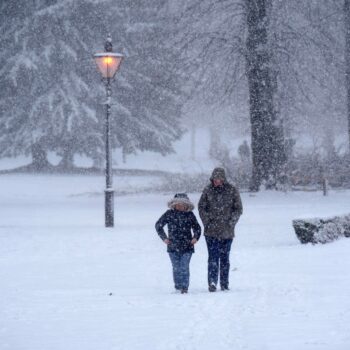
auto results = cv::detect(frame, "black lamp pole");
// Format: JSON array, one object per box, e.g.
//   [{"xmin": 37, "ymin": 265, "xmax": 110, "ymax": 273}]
[
  {"xmin": 105, "ymin": 75, "xmax": 114, "ymax": 227},
  {"xmin": 94, "ymin": 36, "xmax": 123, "ymax": 227},
  {"xmin": 104, "ymin": 37, "xmax": 114, "ymax": 228}
]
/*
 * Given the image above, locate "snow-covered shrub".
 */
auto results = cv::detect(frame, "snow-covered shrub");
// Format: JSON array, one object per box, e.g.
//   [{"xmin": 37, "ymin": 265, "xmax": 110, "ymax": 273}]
[{"xmin": 293, "ymin": 214, "xmax": 350, "ymax": 244}]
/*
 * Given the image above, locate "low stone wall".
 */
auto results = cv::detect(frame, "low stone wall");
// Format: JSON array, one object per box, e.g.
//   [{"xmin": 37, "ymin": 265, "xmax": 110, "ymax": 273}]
[{"xmin": 293, "ymin": 214, "xmax": 350, "ymax": 244}]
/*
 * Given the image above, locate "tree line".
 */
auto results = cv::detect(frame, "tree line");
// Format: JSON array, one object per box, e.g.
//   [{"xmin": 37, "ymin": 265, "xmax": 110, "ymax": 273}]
[{"xmin": 0, "ymin": 0, "xmax": 349, "ymax": 191}]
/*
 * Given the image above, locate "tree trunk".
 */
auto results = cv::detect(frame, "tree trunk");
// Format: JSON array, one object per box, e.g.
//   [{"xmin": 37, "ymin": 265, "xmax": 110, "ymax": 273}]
[
  {"xmin": 245, "ymin": 0, "xmax": 285, "ymax": 191},
  {"xmin": 191, "ymin": 123, "xmax": 196, "ymax": 161},
  {"xmin": 345, "ymin": 0, "xmax": 350, "ymax": 152},
  {"xmin": 209, "ymin": 126, "xmax": 220, "ymax": 160},
  {"xmin": 58, "ymin": 149, "xmax": 74, "ymax": 169},
  {"xmin": 122, "ymin": 147, "xmax": 127, "ymax": 164},
  {"xmin": 31, "ymin": 143, "xmax": 50, "ymax": 171}
]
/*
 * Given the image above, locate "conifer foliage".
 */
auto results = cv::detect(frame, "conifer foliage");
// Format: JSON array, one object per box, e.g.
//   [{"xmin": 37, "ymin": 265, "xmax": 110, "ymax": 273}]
[{"xmin": 0, "ymin": 0, "xmax": 183, "ymax": 170}]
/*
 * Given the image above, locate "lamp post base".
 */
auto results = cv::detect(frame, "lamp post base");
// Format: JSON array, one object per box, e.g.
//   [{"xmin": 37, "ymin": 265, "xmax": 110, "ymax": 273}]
[{"xmin": 105, "ymin": 189, "xmax": 114, "ymax": 227}]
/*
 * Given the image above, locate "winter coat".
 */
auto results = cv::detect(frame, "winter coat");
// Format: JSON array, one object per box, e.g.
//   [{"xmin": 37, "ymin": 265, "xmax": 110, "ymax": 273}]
[
  {"xmin": 198, "ymin": 168, "xmax": 243, "ymax": 239},
  {"xmin": 155, "ymin": 209, "xmax": 201, "ymax": 253}
]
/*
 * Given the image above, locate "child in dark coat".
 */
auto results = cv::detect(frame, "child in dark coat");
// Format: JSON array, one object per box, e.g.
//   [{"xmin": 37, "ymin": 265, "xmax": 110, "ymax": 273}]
[{"xmin": 155, "ymin": 193, "xmax": 201, "ymax": 294}]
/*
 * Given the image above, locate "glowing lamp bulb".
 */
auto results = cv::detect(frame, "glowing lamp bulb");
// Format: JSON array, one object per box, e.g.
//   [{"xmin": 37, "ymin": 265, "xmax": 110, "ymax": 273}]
[{"xmin": 104, "ymin": 57, "xmax": 114, "ymax": 65}]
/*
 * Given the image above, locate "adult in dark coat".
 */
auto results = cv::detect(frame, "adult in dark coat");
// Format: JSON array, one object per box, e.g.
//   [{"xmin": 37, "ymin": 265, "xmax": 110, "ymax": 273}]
[
  {"xmin": 198, "ymin": 167, "xmax": 243, "ymax": 292},
  {"xmin": 156, "ymin": 193, "xmax": 201, "ymax": 293}
]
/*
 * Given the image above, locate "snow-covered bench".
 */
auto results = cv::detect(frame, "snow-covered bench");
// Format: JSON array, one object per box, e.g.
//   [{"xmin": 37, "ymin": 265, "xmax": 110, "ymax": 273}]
[{"xmin": 293, "ymin": 214, "xmax": 350, "ymax": 244}]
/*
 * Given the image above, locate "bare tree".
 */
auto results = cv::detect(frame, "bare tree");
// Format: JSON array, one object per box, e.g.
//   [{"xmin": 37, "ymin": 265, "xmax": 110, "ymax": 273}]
[
  {"xmin": 176, "ymin": 0, "xmax": 347, "ymax": 190},
  {"xmin": 345, "ymin": 0, "xmax": 350, "ymax": 151},
  {"xmin": 176, "ymin": 0, "xmax": 285, "ymax": 190}
]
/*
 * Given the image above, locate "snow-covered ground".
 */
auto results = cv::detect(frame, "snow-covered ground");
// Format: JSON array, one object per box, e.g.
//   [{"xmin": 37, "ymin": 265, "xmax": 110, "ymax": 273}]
[{"xmin": 1, "ymin": 174, "xmax": 350, "ymax": 350}]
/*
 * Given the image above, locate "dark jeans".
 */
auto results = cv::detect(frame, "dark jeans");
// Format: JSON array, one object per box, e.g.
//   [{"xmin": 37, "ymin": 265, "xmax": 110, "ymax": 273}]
[
  {"xmin": 205, "ymin": 236, "xmax": 233, "ymax": 288},
  {"xmin": 168, "ymin": 252, "xmax": 192, "ymax": 290}
]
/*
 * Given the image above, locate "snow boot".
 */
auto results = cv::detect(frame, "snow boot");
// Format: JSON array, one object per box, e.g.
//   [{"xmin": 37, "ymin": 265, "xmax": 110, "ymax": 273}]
[{"xmin": 208, "ymin": 283, "xmax": 217, "ymax": 292}]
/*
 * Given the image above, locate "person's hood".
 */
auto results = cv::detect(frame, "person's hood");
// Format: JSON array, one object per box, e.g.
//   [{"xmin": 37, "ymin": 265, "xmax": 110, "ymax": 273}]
[
  {"xmin": 210, "ymin": 167, "xmax": 227, "ymax": 182},
  {"xmin": 167, "ymin": 193, "xmax": 194, "ymax": 211}
]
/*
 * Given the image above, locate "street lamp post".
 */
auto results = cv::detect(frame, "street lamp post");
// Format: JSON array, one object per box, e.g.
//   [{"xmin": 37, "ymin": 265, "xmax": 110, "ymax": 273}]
[{"xmin": 93, "ymin": 35, "xmax": 124, "ymax": 227}]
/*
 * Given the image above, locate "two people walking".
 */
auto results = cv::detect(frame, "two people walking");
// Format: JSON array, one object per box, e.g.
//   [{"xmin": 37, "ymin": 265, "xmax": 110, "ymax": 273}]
[{"xmin": 155, "ymin": 167, "xmax": 243, "ymax": 293}]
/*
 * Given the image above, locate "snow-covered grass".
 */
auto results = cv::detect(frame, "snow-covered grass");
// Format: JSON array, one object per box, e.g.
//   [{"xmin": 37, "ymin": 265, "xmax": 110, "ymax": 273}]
[{"xmin": 1, "ymin": 174, "xmax": 350, "ymax": 350}]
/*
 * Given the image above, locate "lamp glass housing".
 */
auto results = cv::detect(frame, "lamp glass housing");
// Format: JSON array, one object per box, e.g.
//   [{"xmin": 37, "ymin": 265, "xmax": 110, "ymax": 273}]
[{"xmin": 94, "ymin": 53, "xmax": 123, "ymax": 79}]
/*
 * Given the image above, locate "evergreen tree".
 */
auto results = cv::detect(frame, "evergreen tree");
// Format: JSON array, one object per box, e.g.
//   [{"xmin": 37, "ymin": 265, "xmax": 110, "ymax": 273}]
[
  {"xmin": 0, "ymin": 0, "xmax": 104, "ymax": 170},
  {"xmin": 0, "ymin": 0, "xmax": 184, "ymax": 171},
  {"xmin": 106, "ymin": 0, "xmax": 184, "ymax": 157}
]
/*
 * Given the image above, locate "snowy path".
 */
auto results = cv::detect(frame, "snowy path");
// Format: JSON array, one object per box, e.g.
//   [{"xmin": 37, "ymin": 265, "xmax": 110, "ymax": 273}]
[{"xmin": 1, "ymin": 175, "xmax": 350, "ymax": 350}]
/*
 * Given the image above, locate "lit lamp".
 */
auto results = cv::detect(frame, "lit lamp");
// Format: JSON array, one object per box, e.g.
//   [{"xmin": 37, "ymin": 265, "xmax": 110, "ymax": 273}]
[
  {"xmin": 94, "ymin": 54, "xmax": 123, "ymax": 79},
  {"xmin": 93, "ymin": 35, "xmax": 124, "ymax": 227}
]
